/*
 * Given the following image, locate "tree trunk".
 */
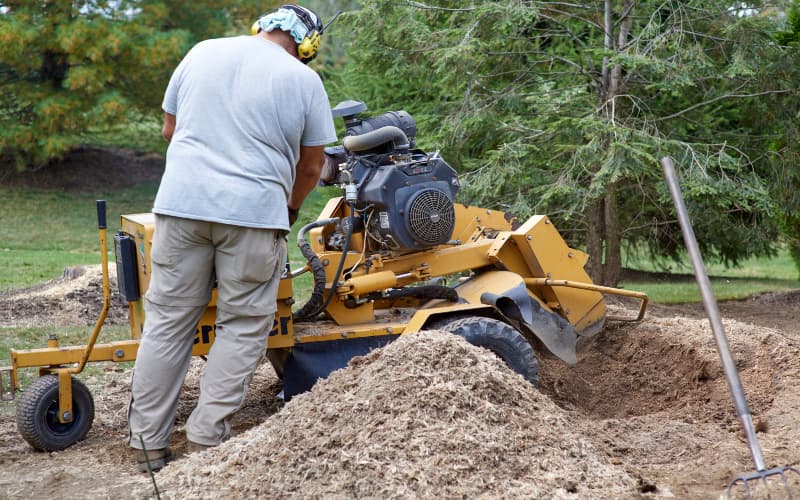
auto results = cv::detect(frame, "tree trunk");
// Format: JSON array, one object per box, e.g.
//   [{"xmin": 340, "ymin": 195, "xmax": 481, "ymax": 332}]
[
  {"xmin": 790, "ymin": 236, "xmax": 800, "ymax": 280},
  {"xmin": 40, "ymin": 1, "xmax": 72, "ymax": 88},
  {"xmin": 588, "ymin": 0, "xmax": 631, "ymax": 286},
  {"xmin": 41, "ymin": 50, "xmax": 68, "ymax": 88},
  {"xmin": 600, "ymin": 1, "xmax": 632, "ymax": 287},
  {"xmin": 603, "ymin": 183, "xmax": 621, "ymax": 286},
  {"xmin": 586, "ymin": 197, "xmax": 605, "ymax": 284}
]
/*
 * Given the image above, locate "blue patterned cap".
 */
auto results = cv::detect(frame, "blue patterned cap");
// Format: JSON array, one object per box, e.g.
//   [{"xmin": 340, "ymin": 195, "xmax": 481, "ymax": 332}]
[{"xmin": 257, "ymin": 7, "xmax": 317, "ymax": 44}]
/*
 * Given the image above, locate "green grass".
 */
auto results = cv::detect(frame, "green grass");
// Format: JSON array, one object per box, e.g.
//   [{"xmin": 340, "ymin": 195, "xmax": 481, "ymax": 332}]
[
  {"xmin": 0, "ymin": 182, "xmax": 339, "ymax": 292},
  {"xmin": 0, "ymin": 250, "xmax": 101, "ymax": 290},
  {"xmin": 619, "ymin": 248, "xmax": 800, "ymax": 303},
  {"xmin": 0, "ymin": 183, "xmax": 160, "ymax": 290},
  {"xmin": 0, "ymin": 324, "xmax": 133, "ymax": 417}
]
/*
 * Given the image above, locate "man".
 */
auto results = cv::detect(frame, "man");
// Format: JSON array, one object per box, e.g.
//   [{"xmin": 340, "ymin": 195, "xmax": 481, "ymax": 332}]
[{"xmin": 127, "ymin": 4, "xmax": 337, "ymax": 472}]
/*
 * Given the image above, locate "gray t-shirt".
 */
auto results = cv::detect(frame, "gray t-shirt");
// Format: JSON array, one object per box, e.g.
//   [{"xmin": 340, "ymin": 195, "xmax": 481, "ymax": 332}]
[{"xmin": 154, "ymin": 35, "xmax": 337, "ymax": 229}]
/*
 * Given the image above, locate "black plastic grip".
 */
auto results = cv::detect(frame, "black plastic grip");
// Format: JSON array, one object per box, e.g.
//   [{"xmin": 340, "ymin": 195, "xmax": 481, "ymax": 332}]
[{"xmin": 96, "ymin": 200, "xmax": 106, "ymax": 229}]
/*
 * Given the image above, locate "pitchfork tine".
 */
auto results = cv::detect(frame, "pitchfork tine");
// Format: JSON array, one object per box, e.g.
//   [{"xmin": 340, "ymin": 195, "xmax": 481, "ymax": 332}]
[{"xmin": 727, "ymin": 466, "xmax": 800, "ymax": 499}]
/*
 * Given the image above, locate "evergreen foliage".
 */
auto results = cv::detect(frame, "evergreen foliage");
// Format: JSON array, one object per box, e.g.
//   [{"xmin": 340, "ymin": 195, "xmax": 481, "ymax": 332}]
[
  {"xmin": 774, "ymin": 0, "xmax": 800, "ymax": 277},
  {"xmin": 0, "ymin": 0, "xmax": 264, "ymax": 169},
  {"xmin": 2, "ymin": 1, "xmax": 797, "ymax": 280},
  {"xmin": 337, "ymin": 0, "xmax": 800, "ymax": 283}
]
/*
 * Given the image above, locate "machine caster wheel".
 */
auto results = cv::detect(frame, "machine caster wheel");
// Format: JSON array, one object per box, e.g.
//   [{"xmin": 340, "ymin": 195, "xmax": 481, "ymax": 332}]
[
  {"xmin": 432, "ymin": 316, "xmax": 540, "ymax": 387},
  {"xmin": 16, "ymin": 374, "xmax": 95, "ymax": 451}
]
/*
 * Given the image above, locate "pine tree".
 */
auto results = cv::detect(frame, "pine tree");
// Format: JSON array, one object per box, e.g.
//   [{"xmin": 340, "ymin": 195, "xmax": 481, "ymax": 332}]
[
  {"xmin": 339, "ymin": 0, "xmax": 800, "ymax": 284},
  {"xmin": 0, "ymin": 0, "xmax": 264, "ymax": 169}
]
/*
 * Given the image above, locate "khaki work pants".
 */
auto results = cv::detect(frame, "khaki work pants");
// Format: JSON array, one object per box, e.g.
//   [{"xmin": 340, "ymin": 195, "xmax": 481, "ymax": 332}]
[{"xmin": 128, "ymin": 214, "xmax": 286, "ymax": 449}]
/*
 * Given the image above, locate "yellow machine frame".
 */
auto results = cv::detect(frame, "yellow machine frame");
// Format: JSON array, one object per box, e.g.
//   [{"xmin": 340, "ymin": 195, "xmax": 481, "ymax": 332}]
[{"xmin": 1, "ymin": 199, "xmax": 647, "ymax": 427}]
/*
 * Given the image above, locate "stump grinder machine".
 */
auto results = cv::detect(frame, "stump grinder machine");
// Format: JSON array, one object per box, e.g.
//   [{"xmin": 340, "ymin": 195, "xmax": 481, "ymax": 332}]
[{"xmin": 1, "ymin": 101, "xmax": 648, "ymax": 452}]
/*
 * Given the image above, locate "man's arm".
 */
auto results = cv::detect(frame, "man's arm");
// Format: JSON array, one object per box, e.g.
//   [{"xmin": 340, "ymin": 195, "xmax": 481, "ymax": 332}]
[
  {"xmin": 162, "ymin": 112, "xmax": 176, "ymax": 142},
  {"xmin": 288, "ymin": 145, "xmax": 325, "ymax": 213}
]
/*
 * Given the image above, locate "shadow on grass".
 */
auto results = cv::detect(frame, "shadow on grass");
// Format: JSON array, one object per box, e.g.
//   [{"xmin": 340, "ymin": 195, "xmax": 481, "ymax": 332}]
[{"xmin": 622, "ymin": 268, "xmax": 798, "ymax": 286}]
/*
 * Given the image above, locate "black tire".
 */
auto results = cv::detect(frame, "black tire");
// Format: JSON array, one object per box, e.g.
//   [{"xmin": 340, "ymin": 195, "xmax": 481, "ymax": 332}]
[
  {"xmin": 432, "ymin": 316, "xmax": 540, "ymax": 386},
  {"xmin": 16, "ymin": 374, "xmax": 95, "ymax": 451}
]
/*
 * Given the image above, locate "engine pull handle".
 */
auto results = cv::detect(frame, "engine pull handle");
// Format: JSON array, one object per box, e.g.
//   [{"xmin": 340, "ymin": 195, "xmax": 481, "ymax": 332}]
[{"xmin": 96, "ymin": 199, "xmax": 107, "ymax": 229}]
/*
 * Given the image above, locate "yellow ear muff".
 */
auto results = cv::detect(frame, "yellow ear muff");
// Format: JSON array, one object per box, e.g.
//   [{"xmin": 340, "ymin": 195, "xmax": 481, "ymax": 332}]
[
  {"xmin": 297, "ymin": 30, "xmax": 321, "ymax": 60},
  {"xmin": 251, "ymin": 20, "xmax": 260, "ymax": 35}
]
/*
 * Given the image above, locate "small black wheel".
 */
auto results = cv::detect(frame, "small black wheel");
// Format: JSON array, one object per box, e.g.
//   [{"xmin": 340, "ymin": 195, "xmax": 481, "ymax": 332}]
[
  {"xmin": 432, "ymin": 316, "xmax": 540, "ymax": 386},
  {"xmin": 16, "ymin": 374, "xmax": 95, "ymax": 451}
]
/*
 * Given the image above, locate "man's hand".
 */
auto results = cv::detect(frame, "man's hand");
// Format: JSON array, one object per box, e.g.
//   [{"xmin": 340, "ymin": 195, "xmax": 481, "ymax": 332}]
[{"xmin": 288, "ymin": 206, "xmax": 300, "ymax": 227}]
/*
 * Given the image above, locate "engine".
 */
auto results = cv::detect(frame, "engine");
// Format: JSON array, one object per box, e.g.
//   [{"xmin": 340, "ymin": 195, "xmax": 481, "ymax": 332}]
[{"xmin": 323, "ymin": 101, "xmax": 460, "ymax": 254}]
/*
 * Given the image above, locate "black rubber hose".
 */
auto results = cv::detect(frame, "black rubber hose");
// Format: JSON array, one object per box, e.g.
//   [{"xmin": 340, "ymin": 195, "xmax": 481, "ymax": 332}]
[
  {"xmin": 293, "ymin": 218, "xmax": 339, "ymax": 322},
  {"xmin": 310, "ymin": 203, "xmax": 357, "ymax": 318},
  {"xmin": 369, "ymin": 285, "xmax": 459, "ymax": 303},
  {"xmin": 343, "ymin": 126, "xmax": 409, "ymax": 152}
]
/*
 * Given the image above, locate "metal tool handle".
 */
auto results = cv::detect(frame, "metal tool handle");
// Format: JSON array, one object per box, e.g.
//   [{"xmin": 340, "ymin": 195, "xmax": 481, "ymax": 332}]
[
  {"xmin": 71, "ymin": 200, "xmax": 111, "ymax": 375},
  {"xmin": 661, "ymin": 156, "xmax": 766, "ymax": 472}
]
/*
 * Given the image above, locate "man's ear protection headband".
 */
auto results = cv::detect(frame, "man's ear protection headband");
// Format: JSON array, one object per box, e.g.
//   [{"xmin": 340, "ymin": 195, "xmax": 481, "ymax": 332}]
[
  {"xmin": 251, "ymin": 5, "xmax": 340, "ymax": 64},
  {"xmin": 281, "ymin": 4, "xmax": 323, "ymax": 63}
]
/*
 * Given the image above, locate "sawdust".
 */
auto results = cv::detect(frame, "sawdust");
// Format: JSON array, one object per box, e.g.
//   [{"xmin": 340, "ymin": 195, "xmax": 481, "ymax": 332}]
[
  {"xmin": 0, "ymin": 265, "xmax": 129, "ymax": 327},
  {"xmin": 2, "ymin": 267, "xmax": 800, "ymax": 499},
  {"xmin": 541, "ymin": 315, "xmax": 800, "ymax": 498},
  {"xmin": 147, "ymin": 331, "xmax": 641, "ymax": 499}
]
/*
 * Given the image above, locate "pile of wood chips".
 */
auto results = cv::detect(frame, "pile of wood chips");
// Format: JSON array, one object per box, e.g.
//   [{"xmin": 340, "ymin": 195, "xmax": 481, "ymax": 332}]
[{"xmin": 148, "ymin": 330, "xmax": 638, "ymax": 498}]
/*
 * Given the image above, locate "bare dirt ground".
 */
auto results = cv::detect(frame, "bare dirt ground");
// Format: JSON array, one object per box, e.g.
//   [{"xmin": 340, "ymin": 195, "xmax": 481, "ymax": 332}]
[{"xmin": 1, "ymin": 149, "xmax": 799, "ymax": 499}]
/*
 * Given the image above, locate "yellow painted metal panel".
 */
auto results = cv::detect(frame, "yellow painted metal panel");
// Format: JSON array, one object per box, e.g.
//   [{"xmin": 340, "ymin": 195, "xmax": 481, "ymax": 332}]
[
  {"xmin": 325, "ymin": 298, "xmax": 375, "ymax": 325},
  {"xmin": 120, "ymin": 214, "xmax": 299, "ymax": 354},
  {"xmin": 56, "ymin": 369, "xmax": 73, "ymax": 423},
  {"xmin": 510, "ymin": 217, "xmax": 606, "ymax": 331},
  {"xmin": 294, "ymin": 321, "xmax": 405, "ymax": 343},
  {"xmin": 403, "ymin": 303, "xmax": 492, "ymax": 333},
  {"xmin": 12, "ymin": 340, "xmax": 141, "ymax": 368},
  {"xmin": 120, "ymin": 213, "xmax": 155, "ymax": 302},
  {"xmin": 121, "ymin": 214, "xmax": 154, "ymax": 340},
  {"xmin": 268, "ymin": 301, "xmax": 295, "ymax": 348},
  {"xmin": 370, "ymin": 239, "xmax": 496, "ymax": 277},
  {"xmin": 450, "ymin": 203, "xmax": 520, "ymax": 243},
  {"xmin": 190, "ymin": 302, "xmax": 296, "ymax": 354},
  {"xmin": 310, "ymin": 197, "xmax": 344, "ymax": 254}
]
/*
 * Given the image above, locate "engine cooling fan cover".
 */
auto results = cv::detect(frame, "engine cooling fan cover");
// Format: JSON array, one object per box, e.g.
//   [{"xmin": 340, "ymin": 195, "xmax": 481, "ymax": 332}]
[{"xmin": 404, "ymin": 188, "xmax": 456, "ymax": 245}]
